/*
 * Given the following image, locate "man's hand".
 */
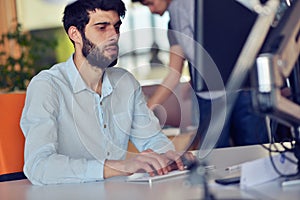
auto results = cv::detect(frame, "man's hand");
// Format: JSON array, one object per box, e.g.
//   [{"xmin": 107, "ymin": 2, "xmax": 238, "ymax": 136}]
[
  {"xmin": 103, "ymin": 149, "xmax": 196, "ymax": 179},
  {"xmin": 162, "ymin": 150, "xmax": 196, "ymax": 171}
]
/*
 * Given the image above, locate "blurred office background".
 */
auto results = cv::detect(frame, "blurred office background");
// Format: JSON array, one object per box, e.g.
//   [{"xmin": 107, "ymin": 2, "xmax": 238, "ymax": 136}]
[{"xmin": 3, "ymin": 0, "xmax": 190, "ymax": 84}]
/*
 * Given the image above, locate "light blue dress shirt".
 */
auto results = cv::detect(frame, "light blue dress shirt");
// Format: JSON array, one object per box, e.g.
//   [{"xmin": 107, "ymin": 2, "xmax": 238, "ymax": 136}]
[{"xmin": 20, "ymin": 55, "xmax": 174, "ymax": 185}]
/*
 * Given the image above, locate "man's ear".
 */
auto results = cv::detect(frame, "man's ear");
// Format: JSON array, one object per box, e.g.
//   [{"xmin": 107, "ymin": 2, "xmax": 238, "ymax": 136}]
[{"xmin": 68, "ymin": 26, "xmax": 82, "ymax": 44}]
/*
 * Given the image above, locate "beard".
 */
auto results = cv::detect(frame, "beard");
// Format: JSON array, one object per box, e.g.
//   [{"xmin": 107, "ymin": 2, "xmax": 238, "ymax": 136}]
[{"xmin": 81, "ymin": 34, "xmax": 118, "ymax": 69}]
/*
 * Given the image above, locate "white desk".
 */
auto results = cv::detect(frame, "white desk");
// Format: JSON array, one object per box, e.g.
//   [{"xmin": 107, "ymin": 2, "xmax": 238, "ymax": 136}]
[{"xmin": 1, "ymin": 145, "xmax": 299, "ymax": 200}]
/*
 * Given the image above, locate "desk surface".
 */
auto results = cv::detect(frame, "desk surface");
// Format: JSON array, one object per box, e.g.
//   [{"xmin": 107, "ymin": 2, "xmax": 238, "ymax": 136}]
[{"xmin": 1, "ymin": 144, "xmax": 299, "ymax": 200}]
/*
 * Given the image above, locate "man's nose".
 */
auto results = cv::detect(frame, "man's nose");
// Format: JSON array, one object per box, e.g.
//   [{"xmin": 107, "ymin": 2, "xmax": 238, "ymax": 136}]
[
  {"xmin": 149, "ymin": 7, "xmax": 155, "ymax": 13},
  {"xmin": 106, "ymin": 26, "xmax": 119, "ymax": 41}
]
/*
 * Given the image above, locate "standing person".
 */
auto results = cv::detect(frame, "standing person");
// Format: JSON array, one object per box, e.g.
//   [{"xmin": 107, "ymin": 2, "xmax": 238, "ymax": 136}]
[
  {"xmin": 20, "ymin": 0, "xmax": 191, "ymax": 186},
  {"xmin": 134, "ymin": 0, "xmax": 269, "ymax": 148}
]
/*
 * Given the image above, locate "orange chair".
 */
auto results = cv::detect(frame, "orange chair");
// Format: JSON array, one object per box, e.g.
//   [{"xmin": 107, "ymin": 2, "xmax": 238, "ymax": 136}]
[{"xmin": 0, "ymin": 93, "xmax": 26, "ymax": 181}]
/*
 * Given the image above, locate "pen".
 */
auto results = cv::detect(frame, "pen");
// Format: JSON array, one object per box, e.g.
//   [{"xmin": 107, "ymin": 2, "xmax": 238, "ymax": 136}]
[
  {"xmin": 205, "ymin": 165, "xmax": 216, "ymax": 171},
  {"xmin": 225, "ymin": 164, "xmax": 241, "ymax": 172},
  {"xmin": 281, "ymin": 179, "xmax": 300, "ymax": 187}
]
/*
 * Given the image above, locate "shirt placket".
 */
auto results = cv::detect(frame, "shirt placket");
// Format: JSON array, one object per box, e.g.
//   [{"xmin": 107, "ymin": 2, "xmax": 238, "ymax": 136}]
[{"xmin": 95, "ymin": 93, "xmax": 111, "ymax": 158}]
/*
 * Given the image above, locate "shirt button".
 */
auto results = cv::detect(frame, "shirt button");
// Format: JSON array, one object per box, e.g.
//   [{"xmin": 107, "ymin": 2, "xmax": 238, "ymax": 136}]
[
  {"xmin": 107, "ymin": 152, "xmax": 110, "ymax": 156},
  {"xmin": 104, "ymin": 124, "xmax": 107, "ymax": 128},
  {"xmin": 100, "ymin": 102, "xmax": 103, "ymax": 106}
]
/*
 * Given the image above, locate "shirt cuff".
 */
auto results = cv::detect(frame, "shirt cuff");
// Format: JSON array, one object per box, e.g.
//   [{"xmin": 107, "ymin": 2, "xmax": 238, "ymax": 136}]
[{"xmin": 86, "ymin": 160, "xmax": 104, "ymax": 181}]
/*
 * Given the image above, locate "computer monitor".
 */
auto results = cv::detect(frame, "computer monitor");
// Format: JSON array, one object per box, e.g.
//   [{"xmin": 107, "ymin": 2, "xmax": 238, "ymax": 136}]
[
  {"xmin": 190, "ymin": 1, "xmax": 299, "ymax": 196},
  {"xmin": 194, "ymin": 0, "xmax": 271, "ymax": 157},
  {"xmin": 195, "ymin": 0, "xmax": 300, "ymax": 166}
]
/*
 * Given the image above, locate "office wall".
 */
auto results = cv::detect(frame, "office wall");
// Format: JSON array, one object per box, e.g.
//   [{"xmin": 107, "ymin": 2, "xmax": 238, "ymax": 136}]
[{"xmin": 16, "ymin": 0, "xmax": 67, "ymax": 30}]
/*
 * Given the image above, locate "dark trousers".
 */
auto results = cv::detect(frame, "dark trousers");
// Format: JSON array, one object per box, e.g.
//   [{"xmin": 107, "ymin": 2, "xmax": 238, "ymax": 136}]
[{"xmin": 197, "ymin": 90, "xmax": 269, "ymax": 148}]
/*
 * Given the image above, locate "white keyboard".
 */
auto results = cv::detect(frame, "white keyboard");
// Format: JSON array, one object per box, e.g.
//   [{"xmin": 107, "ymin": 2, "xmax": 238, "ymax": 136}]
[{"xmin": 126, "ymin": 170, "xmax": 189, "ymax": 182}]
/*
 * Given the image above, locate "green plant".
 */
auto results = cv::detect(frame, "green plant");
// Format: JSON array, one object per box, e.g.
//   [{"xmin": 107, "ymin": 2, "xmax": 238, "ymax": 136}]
[{"xmin": 0, "ymin": 24, "xmax": 57, "ymax": 92}]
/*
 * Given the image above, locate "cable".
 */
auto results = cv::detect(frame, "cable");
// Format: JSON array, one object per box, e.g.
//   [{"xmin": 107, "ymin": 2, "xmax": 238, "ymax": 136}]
[{"xmin": 259, "ymin": 127, "xmax": 299, "ymax": 178}]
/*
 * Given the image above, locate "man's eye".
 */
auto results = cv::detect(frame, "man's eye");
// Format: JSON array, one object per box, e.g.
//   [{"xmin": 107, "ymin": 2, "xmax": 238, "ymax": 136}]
[
  {"xmin": 99, "ymin": 26, "xmax": 106, "ymax": 30},
  {"xmin": 115, "ymin": 26, "xmax": 120, "ymax": 33}
]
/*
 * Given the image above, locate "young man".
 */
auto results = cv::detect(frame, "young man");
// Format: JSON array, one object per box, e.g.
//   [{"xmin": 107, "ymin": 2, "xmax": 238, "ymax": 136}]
[
  {"xmin": 20, "ymin": 0, "xmax": 189, "ymax": 185},
  {"xmin": 135, "ymin": 0, "xmax": 269, "ymax": 148}
]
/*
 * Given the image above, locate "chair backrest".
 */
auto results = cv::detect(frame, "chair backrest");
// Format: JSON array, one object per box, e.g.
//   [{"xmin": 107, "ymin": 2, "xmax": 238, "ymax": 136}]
[
  {"xmin": 0, "ymin": 93, "xmax": 26, "ymax": 181},
  {"xmin": 142, "ymin": 82, "xmax": 194, "ymax": 130}
]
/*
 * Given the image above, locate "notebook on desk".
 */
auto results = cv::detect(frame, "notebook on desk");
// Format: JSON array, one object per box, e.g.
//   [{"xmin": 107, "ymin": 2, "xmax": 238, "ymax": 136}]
[{"xmin": 126, "ymin": 170, "xmax": 190, "ymax": 182}]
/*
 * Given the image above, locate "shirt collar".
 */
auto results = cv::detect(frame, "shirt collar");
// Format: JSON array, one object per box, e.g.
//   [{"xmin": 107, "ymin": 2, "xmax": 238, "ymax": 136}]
[
  {"xmin": 66, "ymin": 55, "xmax": 87, "ymax": 93},
  {"xmin": 66, "ymin": 55, "xmax": 113, "ymax": 97}
]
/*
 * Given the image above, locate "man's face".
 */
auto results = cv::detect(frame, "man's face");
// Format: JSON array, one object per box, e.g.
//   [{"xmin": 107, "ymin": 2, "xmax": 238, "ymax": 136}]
[
  {"xmin": 141, "ymin": 0, "xmax": 169, "ymax": 16},
  {"xmin": 82, "ymin": 9, "xmax": 122, "ymax": 69}
]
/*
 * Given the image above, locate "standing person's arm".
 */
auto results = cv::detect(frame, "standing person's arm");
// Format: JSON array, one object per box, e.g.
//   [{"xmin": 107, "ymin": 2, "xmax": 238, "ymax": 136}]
[{"xmin": 147, "ymin": 45, "xmax": 185, "ymax": 110}]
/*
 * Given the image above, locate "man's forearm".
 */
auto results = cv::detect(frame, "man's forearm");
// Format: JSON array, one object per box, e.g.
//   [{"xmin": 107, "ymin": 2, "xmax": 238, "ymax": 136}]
[{"xmin": 103, "ymin": 160, "xmax": 131, "ymax": 179}]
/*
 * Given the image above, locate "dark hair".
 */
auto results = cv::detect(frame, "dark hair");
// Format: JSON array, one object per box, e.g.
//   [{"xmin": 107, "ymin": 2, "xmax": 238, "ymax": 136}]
[{"xmin": 62, "ymin": 0, "xmax": 126, "ymax": 36}]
